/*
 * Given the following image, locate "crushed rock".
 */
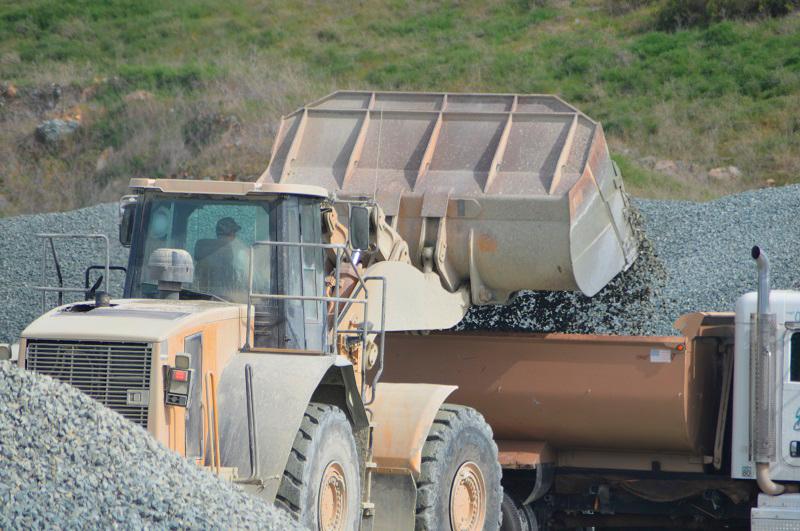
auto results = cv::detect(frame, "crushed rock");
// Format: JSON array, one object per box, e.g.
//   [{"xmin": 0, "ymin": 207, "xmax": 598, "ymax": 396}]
[{"xmin": 0, "ymin": 361, "xmax": 302, "ymax": 529}]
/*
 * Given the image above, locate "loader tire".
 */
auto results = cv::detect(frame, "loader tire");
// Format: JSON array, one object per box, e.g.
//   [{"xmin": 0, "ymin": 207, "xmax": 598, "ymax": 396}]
[
  {"xmin": 275, "ymin": 403, "xmax": 361, "ymax": 531},
  {"xmin": 415, "ymin": 404, "xmax": 502, "ymax": 531}
]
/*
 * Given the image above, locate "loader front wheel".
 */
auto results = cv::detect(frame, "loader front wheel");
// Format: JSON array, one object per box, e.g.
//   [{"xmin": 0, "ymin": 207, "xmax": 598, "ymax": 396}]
[
  {"xmin": 416, "ymin": 404, "xmax": 502, "ymax": 531},
  {"xmin": 275, "ymin": 403, "xmax": 361, "ymax": 531}
]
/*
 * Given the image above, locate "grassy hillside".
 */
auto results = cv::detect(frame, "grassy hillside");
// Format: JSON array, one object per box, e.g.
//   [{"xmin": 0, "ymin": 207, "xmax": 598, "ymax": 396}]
[{"xmin": 0, "ymin": 0, "xmax": 799, "ymax": 214}]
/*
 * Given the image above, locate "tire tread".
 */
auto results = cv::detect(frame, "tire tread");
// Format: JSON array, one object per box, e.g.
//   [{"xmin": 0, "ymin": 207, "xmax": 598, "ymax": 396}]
[
  {"xmin": 274, "ymin": 403, "xmax": 352, "ymax": 522},
  {"xmin": 415, "ymin": 404, "xmax": 502, "ymax": 530}
]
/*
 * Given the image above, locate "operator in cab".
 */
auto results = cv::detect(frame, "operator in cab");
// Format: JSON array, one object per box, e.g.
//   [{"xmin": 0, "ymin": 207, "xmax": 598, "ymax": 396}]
[{"xmin": 194, "ymin": 216, "xmax": 250, "ymax": 301}]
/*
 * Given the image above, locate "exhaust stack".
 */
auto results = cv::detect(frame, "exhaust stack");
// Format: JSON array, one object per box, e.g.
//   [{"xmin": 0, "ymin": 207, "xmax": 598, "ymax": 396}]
[
  {"xmin": 750, "ymin": 246, "xmax": 784, "ymax": 495},
  {"xmin": 753, "ymin": 246, "xmax": 770, "ymax": 315}
]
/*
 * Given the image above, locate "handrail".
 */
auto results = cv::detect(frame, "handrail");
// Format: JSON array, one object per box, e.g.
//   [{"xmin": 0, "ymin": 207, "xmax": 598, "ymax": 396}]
[
  {"xmin": 205, "ymin": 372, "xmax": 222, "ymax": 476},
  {"xmin": 244, "ymin": 240, "xmax": 375, "ymax": 354},
  {"xmin": 244, "ymin": 364, "xmax": 258, "ymax": 479},
  {"xmin": 242, "ymin": 238, "xmax": 387, "ymax": 405},
  {"xmin": 204, "ymin": 373, "xmax": 216, "ymax": 471},
  {"xmin": 250, "ymin": 293, "xmax": 367, "ymax": 303},
  {"xmin": 34, "ymin": 233, "xmax": 110, "ymax": 313}
]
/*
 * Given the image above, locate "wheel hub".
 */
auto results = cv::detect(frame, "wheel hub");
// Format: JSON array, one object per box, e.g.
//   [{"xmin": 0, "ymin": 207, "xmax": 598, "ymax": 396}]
[
  {"xmin": 450, "ymin": 461, "xmax": 487, "ymax": 531},
  {"xmin": 319, "ymin": 461, "xmax": 347, "ymax": 531}
]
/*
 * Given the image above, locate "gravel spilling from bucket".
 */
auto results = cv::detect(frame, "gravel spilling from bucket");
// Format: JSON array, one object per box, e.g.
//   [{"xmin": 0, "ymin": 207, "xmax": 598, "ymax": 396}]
[
  {"xmin": 0, "ymin": 361, "xmax": 300, "ymax": 529},
  {"xmin": 459, "ymin": 185, "xmax": 800, "ymax": 336}
]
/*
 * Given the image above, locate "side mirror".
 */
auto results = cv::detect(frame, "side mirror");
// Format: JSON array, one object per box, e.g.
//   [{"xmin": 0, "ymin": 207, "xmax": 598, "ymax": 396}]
[
  {"xmin": 349, "ymin": 205, "xmax": 371, "ymax": 251},
  {"xmin": 119, "ymin": 195, "xmax": 137, "ymax": 247}
]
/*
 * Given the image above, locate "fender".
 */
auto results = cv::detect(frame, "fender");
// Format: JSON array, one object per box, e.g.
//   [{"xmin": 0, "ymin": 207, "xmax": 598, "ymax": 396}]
[
  {"xmin": 370, "ymin": 382, "xmax": 457, "ymax": 477},
  {"xmin": 216, "ymin": 352, "xmax": 367, "ymax": 502}
]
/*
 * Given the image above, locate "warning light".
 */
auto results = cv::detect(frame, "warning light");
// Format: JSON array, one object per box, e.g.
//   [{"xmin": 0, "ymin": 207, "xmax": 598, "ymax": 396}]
[
  {"xmin": 172, "ymin": 369, "xmax": 189, "ymax": 382},
  {"xmin": 676, "ymin": 344, "xmax": 686, "ymax": 352}
]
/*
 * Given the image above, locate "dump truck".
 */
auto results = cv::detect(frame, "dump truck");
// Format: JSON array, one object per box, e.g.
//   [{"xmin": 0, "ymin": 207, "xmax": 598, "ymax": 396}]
[
  {"xmin": 8, "ymin": 90, "xmax": 642, "ymax": 530},
  {"xmin": 382, "ymin": 247, "xmax": 800, "ymax": 530}
]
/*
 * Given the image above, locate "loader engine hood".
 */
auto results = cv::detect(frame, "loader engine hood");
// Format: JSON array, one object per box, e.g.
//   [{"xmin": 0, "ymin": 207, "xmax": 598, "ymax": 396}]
[{"xmin": 21, "ymin": 299, "xmax": 247, "ymax": 343}]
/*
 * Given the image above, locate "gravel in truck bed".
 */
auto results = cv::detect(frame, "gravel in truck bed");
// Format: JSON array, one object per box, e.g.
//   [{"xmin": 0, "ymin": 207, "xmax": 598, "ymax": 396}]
[{"xmin": 0, "ymin": 361, "xmax": 300, "ymax": 529}]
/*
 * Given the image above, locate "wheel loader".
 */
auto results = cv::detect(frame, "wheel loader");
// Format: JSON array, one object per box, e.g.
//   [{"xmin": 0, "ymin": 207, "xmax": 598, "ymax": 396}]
[{"xmin": 12, "ymin": 91, "xmax": 639, "ymax": 530}]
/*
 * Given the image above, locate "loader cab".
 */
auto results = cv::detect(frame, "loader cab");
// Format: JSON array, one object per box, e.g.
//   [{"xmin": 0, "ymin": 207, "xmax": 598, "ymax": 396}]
[{"xmin": 121, "ymin": 181, "xmax": 328, "ymax": 351}]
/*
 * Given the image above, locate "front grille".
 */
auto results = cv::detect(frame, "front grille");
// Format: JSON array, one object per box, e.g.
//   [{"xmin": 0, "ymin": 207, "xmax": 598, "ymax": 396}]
[{"xmin": 26, "ymin": 340, "xmax": 152, "ymax": 428}]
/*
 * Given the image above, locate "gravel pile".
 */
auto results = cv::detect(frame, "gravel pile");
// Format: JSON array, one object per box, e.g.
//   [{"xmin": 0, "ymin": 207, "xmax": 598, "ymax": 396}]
[
  {"xmin": 0, "ymin": 203, "xmax": 129, "ymax": 343},
  {"xmin": 459, "ymin": 184, "xmax": 800, "ymax": 336},
  {"xmin": 0, "ymin": 361, "xmax": 300, "ymax": 529}
]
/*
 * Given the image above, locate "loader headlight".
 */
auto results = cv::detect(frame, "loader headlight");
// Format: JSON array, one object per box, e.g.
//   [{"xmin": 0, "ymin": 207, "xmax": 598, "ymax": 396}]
[{"xmin": 175, "ymin": 353, "xmax": 191, "ymax": 370}]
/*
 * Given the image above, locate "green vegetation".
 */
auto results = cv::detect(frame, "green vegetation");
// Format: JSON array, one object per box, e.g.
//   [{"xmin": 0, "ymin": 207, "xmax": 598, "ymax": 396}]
[
  {"xmin": 0, "ymin": 0, "xmax": 798, "ymax": 213},
  {"xmin": 657, "ymin": 0, "xmax": 800, "ymax": 29}
]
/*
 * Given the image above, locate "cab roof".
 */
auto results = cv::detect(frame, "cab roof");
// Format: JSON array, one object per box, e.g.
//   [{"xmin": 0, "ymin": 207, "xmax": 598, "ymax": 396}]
[{"xmin": 128, "ymin": 178, "xmax": 328, "ymax": 198}]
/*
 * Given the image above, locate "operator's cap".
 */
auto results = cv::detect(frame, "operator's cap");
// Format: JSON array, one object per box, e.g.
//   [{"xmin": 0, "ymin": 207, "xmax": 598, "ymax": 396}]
[{"xmin": 216, "ymin": 217, "xmax": 241, "ymax": 236}]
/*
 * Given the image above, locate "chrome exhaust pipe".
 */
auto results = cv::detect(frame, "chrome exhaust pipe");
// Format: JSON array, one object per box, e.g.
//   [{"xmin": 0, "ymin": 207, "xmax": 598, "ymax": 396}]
[
  {"xmin": 752, "ymin": 246, "xmax": 770, "ymax": 315},
  {"xmin": 751, "ymin": 246, "xmax": 785, "ymax": 495}
]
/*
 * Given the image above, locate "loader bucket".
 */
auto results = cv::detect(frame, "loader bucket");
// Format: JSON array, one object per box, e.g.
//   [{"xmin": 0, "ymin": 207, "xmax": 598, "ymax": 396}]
[{"xmin": 260, "ymin": 91, "xmax": 638, "ymax": 301}]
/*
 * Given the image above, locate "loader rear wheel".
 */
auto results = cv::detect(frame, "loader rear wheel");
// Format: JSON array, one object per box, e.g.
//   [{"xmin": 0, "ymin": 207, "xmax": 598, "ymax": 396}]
[
  {"xmin": 275, "ymin": 403, "xmax": 361, "ymax": 531},
  {"xmin": 415, "ymin": 404, "xmax": 502, "ymax": 531}
]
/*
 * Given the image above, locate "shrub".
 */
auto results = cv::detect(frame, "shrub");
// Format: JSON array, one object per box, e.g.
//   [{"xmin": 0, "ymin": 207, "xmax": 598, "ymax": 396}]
[
  {"xmin": 604, "ymin": 0, "xmax": 660, "ymax": 16},
  {"xmin": 116, "ymin": 64, "xmax": 214, "ymax": 92},
  {"xmin": 657, "ymin": 0, "xmax": 800, "ymax": 29},
  {"xmin": 183, "ymin": 112, "xmax": 240, "ymax": 154}
]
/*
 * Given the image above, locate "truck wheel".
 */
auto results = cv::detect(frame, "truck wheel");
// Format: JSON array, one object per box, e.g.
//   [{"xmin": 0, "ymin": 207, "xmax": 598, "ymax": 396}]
[
  {"xmin": 275, "ymin": 403, "xmax": 361, "ymax": 530},
  {"xmin": 416, "ymin": 404, "xmax": 502, "ymax": 531},
  {"xmin": 500, "ymin": 492, "xmax": 538, "ymax": 531}
]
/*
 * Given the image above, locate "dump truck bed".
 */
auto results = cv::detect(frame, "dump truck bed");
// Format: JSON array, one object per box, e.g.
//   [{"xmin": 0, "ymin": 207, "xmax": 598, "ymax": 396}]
[
  {"xmin": 260, "ymin": 91, "xmax": 639, "ymax": 300},
  {"xmin": 380, "ymin": 313, "xmax": 734, "ymax": 457}
]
